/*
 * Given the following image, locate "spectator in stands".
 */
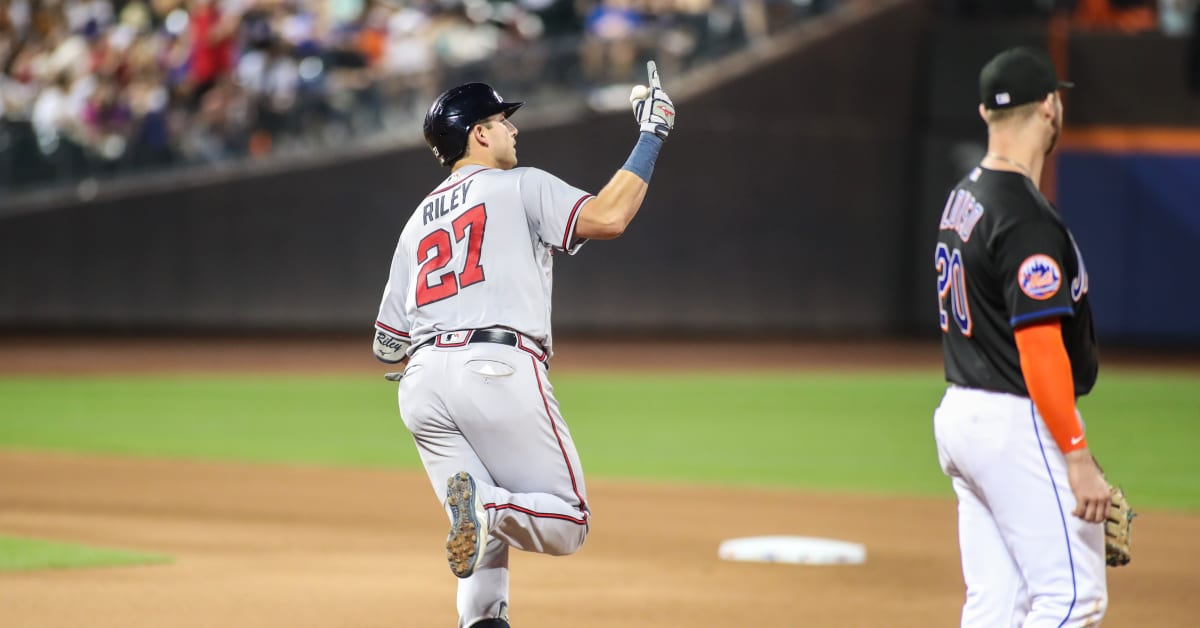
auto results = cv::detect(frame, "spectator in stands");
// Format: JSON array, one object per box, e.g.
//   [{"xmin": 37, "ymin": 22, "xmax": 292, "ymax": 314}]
[
  {"xmin": 374, "ymin": 2, "xmax": 437, "ymax": 119},
  {"xmin": 648, "ymin": 0, "xmax": 707, "ymax": 77},
  {"xmin": 324, "ymin": 23, "xmax": 386, "ymax": 134},
  {"xmin": 126, "ymin": 61, "xmax": 175, "ymax": 167},
  {"xmin": 185, "ymin": 0, "xmax": 237, "ymax": 109},
  {"xmin": 738, "ymin": 0, "xmax": 769, "ymax": 44},
  {"xmin": 31, "ymin": 69, "xmax": 88, "ymax": 178},
  {"xmin": 80, "ymin": 75, "xmax": 133, "ymax": 166},
  {"xmin": 429, "ymin": 4, "xmax": 502, "ymax": 69},
  {"xmin": 185, "ymin": 72, "xmax": 251, "ymax": 160},
  {"xmin": 580, "ymin": 0, "xmax": 644, "ymax": 85}
]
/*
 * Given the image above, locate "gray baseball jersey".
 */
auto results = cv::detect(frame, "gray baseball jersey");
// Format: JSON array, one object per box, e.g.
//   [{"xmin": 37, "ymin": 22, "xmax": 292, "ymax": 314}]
[
  {"xmin": 373, "ymin": 163, "xmax": 597, "ymax": 627},
  {"xmin": 374, "ymin": 165, "xmax": 593, "ymax": 359}
]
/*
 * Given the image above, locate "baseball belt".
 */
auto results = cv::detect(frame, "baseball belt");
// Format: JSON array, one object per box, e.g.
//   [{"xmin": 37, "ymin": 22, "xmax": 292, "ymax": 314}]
[{"xmin": 412, "ymin": 329, "xmax": 548, "ymax": 363}]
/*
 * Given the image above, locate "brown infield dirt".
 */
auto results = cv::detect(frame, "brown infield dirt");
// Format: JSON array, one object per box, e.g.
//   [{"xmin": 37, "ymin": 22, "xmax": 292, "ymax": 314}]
[{"xmin": 1, "ymin": 337, "xmax": 1198, "ymax": 627}]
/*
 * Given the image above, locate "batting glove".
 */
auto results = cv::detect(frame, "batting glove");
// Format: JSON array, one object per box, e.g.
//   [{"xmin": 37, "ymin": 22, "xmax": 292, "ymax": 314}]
[{"xmin": 630, "ymin": 61, "xmax": 676, "ymax": 141}]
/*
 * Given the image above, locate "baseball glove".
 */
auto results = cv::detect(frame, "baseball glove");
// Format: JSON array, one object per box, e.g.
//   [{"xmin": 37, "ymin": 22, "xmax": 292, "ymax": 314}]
[{"xmin": 1105, "ymin": 485, "xmax": 1135, "ymax": 567}]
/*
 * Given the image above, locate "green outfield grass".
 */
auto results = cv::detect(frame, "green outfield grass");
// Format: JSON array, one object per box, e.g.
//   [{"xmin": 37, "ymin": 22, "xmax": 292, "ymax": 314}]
[
  {"xmin": 0, "ymin": 535, "xmax": 168, "ymax": 572},
  {"xmin": 0, "ymin": 369, "xmax": 1196, "ymax": 510}
]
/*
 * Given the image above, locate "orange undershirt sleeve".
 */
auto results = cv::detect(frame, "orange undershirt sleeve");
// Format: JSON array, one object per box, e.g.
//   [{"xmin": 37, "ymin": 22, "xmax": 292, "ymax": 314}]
[{"xmin": 1013, "ymin": 319, "xmax": 1088, "ymax": 453}]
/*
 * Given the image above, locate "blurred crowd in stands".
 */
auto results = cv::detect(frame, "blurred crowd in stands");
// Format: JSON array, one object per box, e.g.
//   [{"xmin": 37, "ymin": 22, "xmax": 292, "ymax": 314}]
[
  {"xmin": 0, "ymin": 0, "xmax": 828, "ymax": 193},
  {"xmin": 942, "ymin": 0, "xmax": 1197, "ymax": 34},
  {"xmin": 942, "ymin": 0, "xmax": 1200, "ymax": 94},
  {"xmin": 5, "ymin": 0, "xmax": 1194, "ymax": 195}
]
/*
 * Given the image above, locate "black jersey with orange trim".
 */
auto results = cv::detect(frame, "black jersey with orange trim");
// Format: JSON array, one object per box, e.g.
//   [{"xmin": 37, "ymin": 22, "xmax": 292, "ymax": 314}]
[{"xmin": 935, "ymin": 166, "xmax": 1098, "ymax": 397}]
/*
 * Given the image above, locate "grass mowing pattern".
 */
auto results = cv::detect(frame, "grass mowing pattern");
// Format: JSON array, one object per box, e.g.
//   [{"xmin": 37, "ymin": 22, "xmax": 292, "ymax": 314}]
[
  {"xmin": 0, "ymin": 369, "xmax": 1196, "ymax": 509},
  {"xmin": 0, "ymin": 535, "xmax": 169, "ymax": 572}
]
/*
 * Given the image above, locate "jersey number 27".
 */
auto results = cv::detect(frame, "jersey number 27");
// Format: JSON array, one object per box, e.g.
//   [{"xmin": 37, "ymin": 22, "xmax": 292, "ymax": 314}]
[
  {"xmin": 935, "ymin": 242, "xmax": 972, "ymax": 336},
  {"xmin": 415, "ymin": 204, "xmax": 487, "ymax": 307}
]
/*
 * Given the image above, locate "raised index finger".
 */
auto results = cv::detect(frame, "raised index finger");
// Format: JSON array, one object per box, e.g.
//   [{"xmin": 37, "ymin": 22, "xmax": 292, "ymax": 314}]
[{"xmin": 647, "ymin": 60, "xmax": 661, "ymax": 89}]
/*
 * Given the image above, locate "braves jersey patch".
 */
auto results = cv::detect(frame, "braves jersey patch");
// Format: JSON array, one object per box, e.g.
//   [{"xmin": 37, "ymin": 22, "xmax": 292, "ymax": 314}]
[{"xmin": 1018, "ymin": 254, "xmax": 1062, "ymax": 300}]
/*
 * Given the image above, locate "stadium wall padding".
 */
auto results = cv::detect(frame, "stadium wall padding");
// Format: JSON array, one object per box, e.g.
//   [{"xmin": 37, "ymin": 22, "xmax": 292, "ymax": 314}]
[{"xmin": 1056, "ymin": 151, "xmax": 1200, "ymax": 344}]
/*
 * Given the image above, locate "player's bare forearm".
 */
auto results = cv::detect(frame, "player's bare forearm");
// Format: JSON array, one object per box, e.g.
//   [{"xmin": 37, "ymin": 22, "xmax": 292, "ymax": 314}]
[
  {"xmin": 575, "ymin": 169, "xmax": 648, "ymax": 240},
  {"xmin": 575, "ymin": 60, "xmax": 673, "ymax": 241},
  {"xmin": 1065, "ymin": 448, "xmax": 1110, "ymax": 523}
]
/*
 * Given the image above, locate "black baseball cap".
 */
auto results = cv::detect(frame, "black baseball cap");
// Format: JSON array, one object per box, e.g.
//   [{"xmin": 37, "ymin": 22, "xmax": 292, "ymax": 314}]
[{"xmin": 979, "ymin": 46, "xmax": 1074, "ymax": 110}]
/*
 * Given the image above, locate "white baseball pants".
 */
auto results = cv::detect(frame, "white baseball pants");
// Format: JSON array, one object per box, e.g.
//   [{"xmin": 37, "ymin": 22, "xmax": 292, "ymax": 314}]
[{"xmin": 934, "ymin": 385, "xmax": 1107, "ymax": 627}]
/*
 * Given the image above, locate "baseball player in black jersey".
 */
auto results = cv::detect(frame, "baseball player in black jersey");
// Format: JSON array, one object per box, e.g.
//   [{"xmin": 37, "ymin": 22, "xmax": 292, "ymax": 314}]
[{"xmin": 932, "ymin": 47, "xmax": 1112, "ymax": 627}]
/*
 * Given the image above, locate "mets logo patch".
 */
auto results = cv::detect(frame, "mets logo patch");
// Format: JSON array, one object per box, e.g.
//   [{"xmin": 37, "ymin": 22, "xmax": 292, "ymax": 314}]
[{"xmin": 1018, "ymin": 254, "xmax": 1063, "ymax": 300}]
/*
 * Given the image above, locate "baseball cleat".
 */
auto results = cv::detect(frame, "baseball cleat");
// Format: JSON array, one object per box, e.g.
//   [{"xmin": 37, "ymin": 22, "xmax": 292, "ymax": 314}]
[{"xmin": 446, "ymin": 471, "xmax": 487, "ymax": 578}]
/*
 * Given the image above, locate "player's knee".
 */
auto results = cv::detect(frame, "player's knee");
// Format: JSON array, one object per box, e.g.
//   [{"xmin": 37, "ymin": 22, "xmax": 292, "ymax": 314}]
[
  {"xmin": 1070, "ymin": 571, "xmax": 1108, "ymax": 624},
  {"xmin": 1029, "ymin": 587, "xmax": 1106, "ymax": 627},
  {"xmin": 547, "ymin": 521, "xmax": 589, "ymax": 556},
  {"xmin": 1071, "ymin": 590, "xmax": 1107, "ymax": 626}
]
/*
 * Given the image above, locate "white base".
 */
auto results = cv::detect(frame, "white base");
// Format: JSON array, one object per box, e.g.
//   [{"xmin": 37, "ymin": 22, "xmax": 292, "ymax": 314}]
[{"xmin": 717, "ymin": 535, "xmax": 866, "ymax": 565}]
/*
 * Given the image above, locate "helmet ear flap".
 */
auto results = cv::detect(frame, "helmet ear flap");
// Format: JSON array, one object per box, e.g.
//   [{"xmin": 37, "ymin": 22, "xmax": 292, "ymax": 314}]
[{"xmin": 424, "ymin": 111, "xmax": 467, "ymax": 167}]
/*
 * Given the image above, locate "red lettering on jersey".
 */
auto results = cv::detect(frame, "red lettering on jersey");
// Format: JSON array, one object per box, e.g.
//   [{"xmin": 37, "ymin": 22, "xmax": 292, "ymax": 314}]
[{"xmin": 414, "ymin": 204, "xmax": 489, "ymax": 307}]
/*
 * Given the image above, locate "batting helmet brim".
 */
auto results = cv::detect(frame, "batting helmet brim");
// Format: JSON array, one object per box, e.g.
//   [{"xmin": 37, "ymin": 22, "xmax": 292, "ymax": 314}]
[{"xmin": 490, "ymin": 101, "xmax": 524, "ymax": 122}]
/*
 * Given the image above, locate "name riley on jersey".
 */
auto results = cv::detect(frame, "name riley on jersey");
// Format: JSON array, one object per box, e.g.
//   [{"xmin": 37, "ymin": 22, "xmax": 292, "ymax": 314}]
[{"xmin": 423, "ymin": 179, "xmax": 476, "ymax": 225}]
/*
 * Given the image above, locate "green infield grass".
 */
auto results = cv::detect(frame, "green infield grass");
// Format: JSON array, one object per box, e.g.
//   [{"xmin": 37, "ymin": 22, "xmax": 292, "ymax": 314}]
[
  {"xmin": 0, "ymin": 369, "xmax": 1196, "ymax": 510},
  {"xmin": 0, "ymin": 535, "xmax": 169, "ymax": 572}
]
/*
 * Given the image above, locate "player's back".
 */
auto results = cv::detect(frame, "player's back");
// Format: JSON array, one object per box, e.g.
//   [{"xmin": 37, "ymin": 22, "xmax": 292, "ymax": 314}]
[
  {"xmin": 397, "ymin": 166, "xmax": 548, "ymax": 341},
  {"xmin": 389, "ymin": 163, "xmax": 592, "ymax": 353},
  {"xmin": 935, "ymin": 166, "xmax": 1097, "ymax": 397}
]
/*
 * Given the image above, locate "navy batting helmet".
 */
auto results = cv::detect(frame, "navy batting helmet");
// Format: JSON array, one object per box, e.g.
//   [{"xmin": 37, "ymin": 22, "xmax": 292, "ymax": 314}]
[{"xmin": 423, "ymin": 83, "xmax": 524, "ymax": 167}]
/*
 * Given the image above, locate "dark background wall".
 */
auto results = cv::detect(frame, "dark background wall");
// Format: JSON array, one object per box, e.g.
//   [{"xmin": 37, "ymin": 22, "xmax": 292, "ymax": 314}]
[
  {"xmin": 3, "ymin": 3, "xmax": 1198, "ymax": 345},
  {"xmin": 910, "ymin": 21, "xmax": 1200, "ymax": 346},
  {"xmin": 1057, "ymin": 152, "xmax": 1200, "ymax": 344}
]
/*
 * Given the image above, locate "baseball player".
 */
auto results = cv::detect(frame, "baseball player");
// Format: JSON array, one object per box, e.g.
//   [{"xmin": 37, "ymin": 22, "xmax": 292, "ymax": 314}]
[
  {"xmin": 932, "ymin": 46, "xmax": 1112, "ymax": 627},
  {"xmin": 372, "ymin": 63, "xmax": 675, "ymax": 628}
]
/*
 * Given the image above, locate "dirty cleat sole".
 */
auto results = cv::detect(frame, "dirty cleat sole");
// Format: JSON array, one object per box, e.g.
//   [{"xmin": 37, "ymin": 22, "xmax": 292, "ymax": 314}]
[{"xmin": 446, "ymin": 471, "xmax": 486, "ymax": 578}]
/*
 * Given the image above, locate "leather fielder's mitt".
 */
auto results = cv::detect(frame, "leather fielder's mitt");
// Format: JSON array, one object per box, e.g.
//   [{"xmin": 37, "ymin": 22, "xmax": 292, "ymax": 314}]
[{"xmin": 1105, "ymin": 486, "xmax": 1135, "ymax": 567}]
